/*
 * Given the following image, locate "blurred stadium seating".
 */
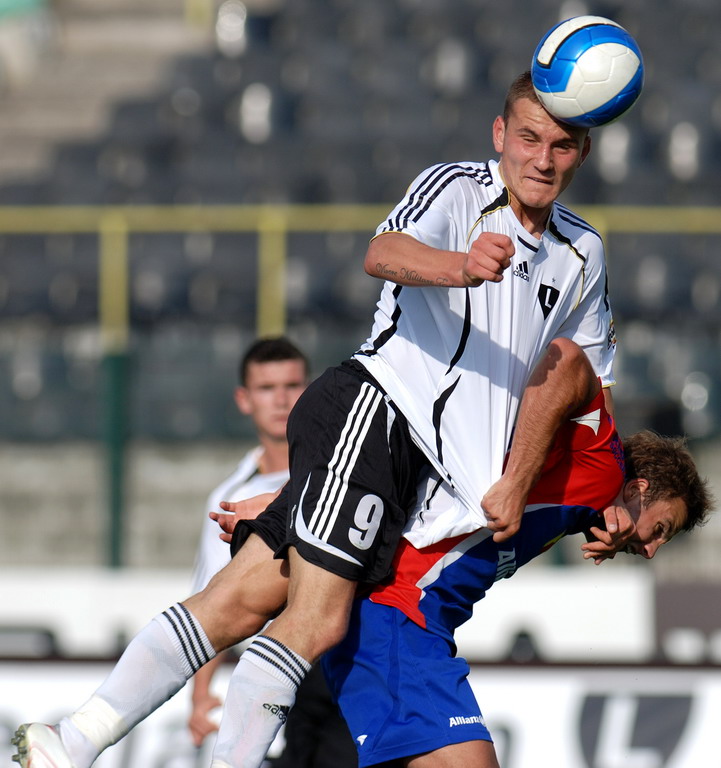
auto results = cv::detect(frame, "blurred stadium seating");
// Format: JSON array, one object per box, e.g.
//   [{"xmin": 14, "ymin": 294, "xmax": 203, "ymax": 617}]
[{"xmin": 0, "ymin": 0, "xmax": 719, "ymax": 570}]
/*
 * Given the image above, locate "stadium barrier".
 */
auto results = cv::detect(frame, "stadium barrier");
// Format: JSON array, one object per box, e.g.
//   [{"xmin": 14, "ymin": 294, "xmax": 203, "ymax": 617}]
[{"xmin": 2, "ymin": 203, "xmax": 721, "ymax": 566}]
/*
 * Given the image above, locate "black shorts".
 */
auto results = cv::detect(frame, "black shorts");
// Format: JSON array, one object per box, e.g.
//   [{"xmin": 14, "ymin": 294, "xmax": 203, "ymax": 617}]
[
  {"xmin": 232, "ymin": 360, "xmax": 428, "ymax": 584},
  {"xmin": 230, "ymin": 486, "xmax": 289, "ymax": 556}
]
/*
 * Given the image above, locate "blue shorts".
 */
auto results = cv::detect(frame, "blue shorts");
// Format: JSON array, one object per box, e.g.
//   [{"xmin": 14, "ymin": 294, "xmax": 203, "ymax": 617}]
[{"xmin": 322, "ymin": 599, "xmax": 492, "ymax": 767}]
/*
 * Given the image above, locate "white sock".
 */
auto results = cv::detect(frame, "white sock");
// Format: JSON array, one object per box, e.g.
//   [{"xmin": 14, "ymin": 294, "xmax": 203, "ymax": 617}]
[
  {"xmin": 57, "ymin": 603, "xmax": 215, "ymax": 768},
  {"xmin": 211, "ymin": 635, "xmax": 311, "ymax": 768}
]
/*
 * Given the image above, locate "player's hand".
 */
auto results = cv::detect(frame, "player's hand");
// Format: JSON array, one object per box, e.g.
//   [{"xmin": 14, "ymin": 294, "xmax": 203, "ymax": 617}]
[
  {"xmin": 482, "ymin": 474, "xmax": 528, "ymax": 543},
  {"xmin": 209, "ymin": 491, "xmax": 280, "ymax": 542},
  {"xmin": 581, "ymin": 504, "xmax": 636, "ymax": 565},
  {"xmin": 188, "ymin": 692, "xmax": 222, "ymax": 747},
  {"xmin": 463, "ymin": 232, "xmax": 514, "ymax": 286}
]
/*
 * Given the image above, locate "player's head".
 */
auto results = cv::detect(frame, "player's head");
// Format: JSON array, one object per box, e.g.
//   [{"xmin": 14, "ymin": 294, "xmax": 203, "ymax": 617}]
[
  {"xmin": 236, "ymin": 337, "xmax": 309, "ymax": 442},
  {"xmin": 239, "ymin": 336, "xmax": 309, "ymax": 386},
  {"xmin": 493, "ymin": 71, "xmax": 591, "ymax": 220},
  {"xmin": 501, "ymin": 71, "xmax": 590, "ymax": 137},
  {"xmin": 614, "ymin": 430, "xmax": 713, "ymax": 559}
]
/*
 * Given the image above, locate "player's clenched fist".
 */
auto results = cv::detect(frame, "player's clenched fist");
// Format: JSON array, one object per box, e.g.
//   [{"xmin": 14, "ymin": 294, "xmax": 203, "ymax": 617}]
[
  {"xmin": 463, "ymin": 232, "xmax": 514, "ymax": 286},
  {"xmin": 481, "ymin": 471, "xmax": 527, "ymax": 543}
]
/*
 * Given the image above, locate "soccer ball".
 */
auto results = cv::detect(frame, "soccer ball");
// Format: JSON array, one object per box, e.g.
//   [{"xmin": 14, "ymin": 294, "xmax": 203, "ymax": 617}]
[{"xmin": 531, "ymin": 16, "xmax": 644, "ymax": 128}]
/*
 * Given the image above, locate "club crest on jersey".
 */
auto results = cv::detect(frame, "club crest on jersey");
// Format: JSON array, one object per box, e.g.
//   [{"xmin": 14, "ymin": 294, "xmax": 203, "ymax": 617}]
[
  {"xmin": 513, "ymin": 260, "xmax": 530, "ymax": 281},
  {"xmin": 537, "ymin": 284, "xmax": 560, "ymax": 319}
]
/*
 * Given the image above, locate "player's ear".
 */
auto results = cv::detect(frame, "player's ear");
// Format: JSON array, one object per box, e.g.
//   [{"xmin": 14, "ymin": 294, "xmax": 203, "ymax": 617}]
[
  {"xmin": 578, "ymin": 133, "xmax": 591, "ymax": 167},
  {"xmin": 492, "ymin": 115, "xmax": 505, "ymax": 153},
  {"xmin": 624, "ymin": 477, "xmax": 649, "ymax": 500},
  {"xmin": 234, "ymin": 386, "xmax": 252, "ymax": 415}
]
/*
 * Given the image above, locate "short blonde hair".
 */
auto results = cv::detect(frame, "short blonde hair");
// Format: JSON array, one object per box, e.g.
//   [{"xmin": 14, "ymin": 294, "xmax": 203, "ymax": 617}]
[
  {"xmin": 502, "ymin": 70, "xmax": 590, "ymax": 141},
  {"xmin": 502, "ymin": 71, "xmax": 540, "ymax": 123}
]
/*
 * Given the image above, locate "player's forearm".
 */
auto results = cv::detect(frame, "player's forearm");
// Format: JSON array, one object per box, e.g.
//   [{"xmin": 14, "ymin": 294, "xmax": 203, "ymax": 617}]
[
  {"xmin": 503, "ymin": 396, "xmax": 564, "ymax": 496},
  {"xmin": 364, "ymin": 233, "xmax": 463, "ymax": 287}
]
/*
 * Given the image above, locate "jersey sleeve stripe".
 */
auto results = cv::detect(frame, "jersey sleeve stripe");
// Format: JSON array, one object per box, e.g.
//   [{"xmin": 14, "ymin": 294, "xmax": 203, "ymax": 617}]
[
  {"xmin": 547, "ymin": 218, "xmax": 587, "ymax": 264},
  {"xmin": 553, "ymin": 205, "xmax": 602, "ymax": 240},
  {"xmin": 383, "ymin": 163, "xmax": 493, "ymax": 231}
]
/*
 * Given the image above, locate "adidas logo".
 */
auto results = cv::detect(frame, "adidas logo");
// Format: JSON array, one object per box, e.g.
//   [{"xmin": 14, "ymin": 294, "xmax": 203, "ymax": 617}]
[
  {"xmin": 263, "ymin": 703, "xmax": 290, "ymax": 723},
  {"xmin": 513, "ymin": 261, "xmax": 530, "ymax": 281}
]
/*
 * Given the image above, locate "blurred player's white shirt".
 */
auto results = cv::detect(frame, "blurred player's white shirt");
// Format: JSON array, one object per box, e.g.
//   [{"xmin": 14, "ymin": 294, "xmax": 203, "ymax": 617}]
[
  {"xmin": 354, "ymin": 160, "xmax": 615, "ymax": 546},
  {"xmin": 190, "ymin": 446, "xmax": 288, "ymax": 592}
]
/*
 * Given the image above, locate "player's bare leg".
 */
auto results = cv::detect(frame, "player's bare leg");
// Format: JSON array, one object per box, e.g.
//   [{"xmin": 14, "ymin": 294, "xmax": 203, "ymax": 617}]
[
  {"xmin": 265, "ymin": 547, "xmax": 356, "ymax": 659},
  {"xmin": 13, "ymin": 534, "xmax": 288, "ymax": 768},
  {"xmin": 405, "ymin": 740, "xmax": 501, "ymax": 768},
  {"xmin": 211, "ymin": 547, "xmax": 356, "ymax": 768},
  {"xmin": 185, "ymin": 533, "xmax": 289, "ymax": 647}
]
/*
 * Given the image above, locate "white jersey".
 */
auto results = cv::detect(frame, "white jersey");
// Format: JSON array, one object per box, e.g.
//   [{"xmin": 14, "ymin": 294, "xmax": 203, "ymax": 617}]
[
  {"xmin": 354, "ymin": 159, "xmax": 615, "ymax": 545},
  {"xmin": 190, "ymin": 447, "xmax": 288, "ymax": 593}
]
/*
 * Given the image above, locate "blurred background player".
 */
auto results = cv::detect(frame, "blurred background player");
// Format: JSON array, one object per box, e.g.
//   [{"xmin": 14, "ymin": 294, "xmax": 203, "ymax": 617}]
[{"xmin": 188, "ymin": 336, "xmax": 306, "ymax": 747}]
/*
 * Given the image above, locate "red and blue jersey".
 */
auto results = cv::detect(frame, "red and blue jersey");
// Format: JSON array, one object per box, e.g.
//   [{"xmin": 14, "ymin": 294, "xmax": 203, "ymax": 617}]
[{"xmin": 368, "ymin": 388, "xmax": 624, "ymax": 645}]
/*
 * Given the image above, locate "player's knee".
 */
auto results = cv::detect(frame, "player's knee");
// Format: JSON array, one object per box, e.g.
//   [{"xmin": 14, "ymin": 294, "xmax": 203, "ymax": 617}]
[
  {"xmin": 281, "ymin": 550, "xmax": 359, "ymax": 657},
  {"xmin": 317, "ymin": 610, "xmax": 351, "ymax": 652},
  {"xmin": 280, "ymin": 602, "xmax": 351, "ymax": 660},
  {"xmin": 225, "ymin": 598, "xmax": 274, "ymax": 641},
  {"xmin": 188, "ymin": 580, "xmax": 273, "ymax": 649}
]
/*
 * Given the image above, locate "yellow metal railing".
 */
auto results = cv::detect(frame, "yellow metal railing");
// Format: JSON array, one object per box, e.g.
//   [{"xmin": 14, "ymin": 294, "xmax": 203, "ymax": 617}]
[
  {"xmin": 0, "ymin": 204, "xmax": 390, "ymax": 350},
  {"xmin": 2, "ymin": 203, "xmax": 721, "ymax": 351},
  {"xmin": 577, "ymin": 205, "xmax": 721, "ymax": 241},
  {"xmin": 3, "ymin": 202, "xmax": 719, "ymax": 566}
]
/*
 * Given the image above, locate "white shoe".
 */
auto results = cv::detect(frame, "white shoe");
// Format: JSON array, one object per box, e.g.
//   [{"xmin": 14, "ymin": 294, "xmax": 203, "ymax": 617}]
[{"xmin": 11, "ymin": 723, "xmax": 75, "ymax": 768}]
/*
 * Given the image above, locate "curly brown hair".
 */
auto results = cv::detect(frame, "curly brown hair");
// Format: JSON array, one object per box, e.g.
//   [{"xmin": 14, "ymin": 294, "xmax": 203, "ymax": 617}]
[{"xmin": 623, "ymin": 430, "xmax": 714, "ymax": 532}]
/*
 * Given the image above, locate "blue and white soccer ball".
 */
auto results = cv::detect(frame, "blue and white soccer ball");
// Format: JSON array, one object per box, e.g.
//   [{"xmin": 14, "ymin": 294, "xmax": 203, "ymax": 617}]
[{"xmin": 531, "ymin": 16, "xmax": 644, "ymax": 128}]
